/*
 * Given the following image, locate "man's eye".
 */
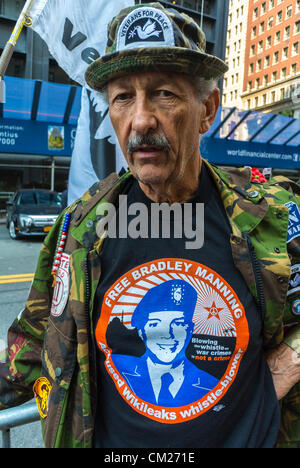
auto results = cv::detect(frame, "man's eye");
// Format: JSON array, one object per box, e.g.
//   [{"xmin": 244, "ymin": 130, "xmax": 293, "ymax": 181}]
[
  {"xmin": 115, "ymin": 93, "xmax": 131, "ymax": 102},
  {"xmin": 157, "ymin": 90, "xmax": 174, "ymax": 98}
]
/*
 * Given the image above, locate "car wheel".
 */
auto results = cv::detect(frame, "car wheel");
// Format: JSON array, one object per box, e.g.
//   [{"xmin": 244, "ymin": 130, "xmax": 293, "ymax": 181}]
[{"xmin": 9, "ymin": 220, "xmax": 19, "ymax": 240}]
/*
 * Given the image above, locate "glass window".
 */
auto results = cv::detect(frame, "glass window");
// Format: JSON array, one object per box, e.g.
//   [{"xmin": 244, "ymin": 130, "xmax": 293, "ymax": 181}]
[
  {"xmin": 18, "ymin": 192, "xmax": 36, "ymax": 205},
  {"xmin": 35, "ymin": 191, "xmax": 61, "ymax": 206}
]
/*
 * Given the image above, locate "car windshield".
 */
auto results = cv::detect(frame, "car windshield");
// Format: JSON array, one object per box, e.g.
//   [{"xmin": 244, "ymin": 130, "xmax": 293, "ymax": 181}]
[{"xmin": 18, "ymin": 192, "xmax": 61, "ymax": 206}]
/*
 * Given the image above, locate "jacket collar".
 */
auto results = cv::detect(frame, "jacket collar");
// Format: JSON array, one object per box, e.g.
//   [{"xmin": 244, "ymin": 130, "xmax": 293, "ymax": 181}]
[
  {"xmin": 70, "ymin": 160, "xmax": 271, "ymax": 246},
  {"xmin": 203, "ymin": 160, "xmax": 269, "ymax": 237}
]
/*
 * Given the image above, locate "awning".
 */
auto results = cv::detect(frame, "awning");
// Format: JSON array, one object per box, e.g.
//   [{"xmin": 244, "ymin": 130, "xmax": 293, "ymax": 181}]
[
  {"xmin": 0, "ymin": 76, "xmax": 80, "ymax": 158},
  {"xmin": 0, "ymin": 75, "xmax": 81, "ymax": 124},
  {"xmin": 207, "ymin": 107, "xmax": 300, "ymax": 147},
  {"xmin": 202, "ymin": 107, "xmax": 299, "ymax": 170}
]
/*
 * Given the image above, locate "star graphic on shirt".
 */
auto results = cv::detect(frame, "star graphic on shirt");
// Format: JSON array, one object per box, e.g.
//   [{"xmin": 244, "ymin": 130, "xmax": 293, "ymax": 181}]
[{"xmin": 204, "ymin": 301, "xmax": 223, "ymax": 320}]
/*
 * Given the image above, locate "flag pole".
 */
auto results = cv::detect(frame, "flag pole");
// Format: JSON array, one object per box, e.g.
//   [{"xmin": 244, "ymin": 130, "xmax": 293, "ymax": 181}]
[{"xmin": 0, "ymin": 0, "xmax": 36, "ymax": 102}]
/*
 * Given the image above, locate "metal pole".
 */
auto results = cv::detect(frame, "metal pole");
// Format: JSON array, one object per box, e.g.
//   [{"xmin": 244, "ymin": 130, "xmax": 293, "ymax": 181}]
[
  {"xmin": 51, "ymin": 159, "xmax": 55, "ymax": 191},
  {"xmin": 0, "ymin": 401, "xmax": 40, "ymax": 449},
  {"xmin": 200, "ymin": 0, "xmax": 204, "ymax": 29},
  {"xmin": 2, "ymin": 429, "xmax": 11, "ymax": 449},
  {"xmin": 0, "ymin": 0, "xmax": 36, "ymax": 102}
]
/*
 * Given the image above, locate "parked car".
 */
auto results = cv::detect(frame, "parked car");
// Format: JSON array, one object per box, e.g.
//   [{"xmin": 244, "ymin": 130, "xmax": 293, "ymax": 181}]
[{"xmin": 6, "ymin": 189, "xmax": 61, "ymax": 240}]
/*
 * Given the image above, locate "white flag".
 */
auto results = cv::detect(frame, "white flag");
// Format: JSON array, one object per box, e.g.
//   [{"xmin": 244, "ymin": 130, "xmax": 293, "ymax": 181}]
[{"xmin": 30, "ymin": 0, "xmax": 134, "ymax": 204}]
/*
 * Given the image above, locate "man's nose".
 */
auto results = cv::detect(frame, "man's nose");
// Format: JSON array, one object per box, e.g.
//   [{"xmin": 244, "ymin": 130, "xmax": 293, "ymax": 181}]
[{"xmin": 131, "ymin": 96, "xmax": 158, "ymax": 134}]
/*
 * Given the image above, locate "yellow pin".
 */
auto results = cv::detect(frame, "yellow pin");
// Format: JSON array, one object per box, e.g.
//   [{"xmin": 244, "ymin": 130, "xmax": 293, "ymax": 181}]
[{"xmin": 33, "ymin": 377, "xmax": 52, "ymax": 419}]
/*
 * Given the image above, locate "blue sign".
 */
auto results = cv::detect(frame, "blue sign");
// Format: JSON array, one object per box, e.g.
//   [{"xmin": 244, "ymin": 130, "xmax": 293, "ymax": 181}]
[
  {"xmin": 0, "ymin": 118, "xmax": 76, "ymax": 156},
  {"xmin": 201, "ymin": 137, "xmax": 300, "ymax": 170}
]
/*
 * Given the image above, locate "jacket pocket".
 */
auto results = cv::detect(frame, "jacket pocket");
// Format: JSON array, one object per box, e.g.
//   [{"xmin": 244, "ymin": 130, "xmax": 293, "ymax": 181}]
[{"xmin": 40, "ymin": 317, "xmax": 77, "ymax": 448}]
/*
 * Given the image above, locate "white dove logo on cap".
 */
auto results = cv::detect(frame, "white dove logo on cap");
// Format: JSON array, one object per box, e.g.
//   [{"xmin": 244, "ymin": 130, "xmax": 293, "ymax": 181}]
[
  {"xmin": 117, "ymin": 6, "xmax": 175, "ymax": 50},
  {"xmin": 129, "ymin": 19, "xmax": 161, "ymax": 41}
]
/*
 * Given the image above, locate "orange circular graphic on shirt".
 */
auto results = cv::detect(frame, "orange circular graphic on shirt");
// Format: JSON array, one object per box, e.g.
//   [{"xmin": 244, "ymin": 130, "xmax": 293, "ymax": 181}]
[{"xmin": 95, "ymin": 258, "xmax": 249, "ymax": 424}]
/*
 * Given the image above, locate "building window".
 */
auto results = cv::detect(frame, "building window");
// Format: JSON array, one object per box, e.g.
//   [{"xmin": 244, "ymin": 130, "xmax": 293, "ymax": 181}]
[
  {"xmin": 273, "ymin": 51, "xmax": 279, "ymax": 64},
  {"xmin": 258, "ymin": 40, "xmax": 263, "ymax": 53},
  {"xmin": 256, "ymin": 78, "xmax": 260, "ymax": 88},
  {"xmin": 247, "ymin": 99, "xmax": 251, "ymax": 110},
  {"xmin": 281, "ymin": 67, "xmax": 287, "ymax": 78},
  {"xmin": 291, "ymin": 63, "xmax": 297, "ymax": 75},
  {"xmin": 249, "ymin": 63, "xmax": 254, "ymax": 74},
  {"xmin": 282, "ymin": 47, "xmax": 289, "ymax": 60},
  {"xmin": 296, "ymin": 0, "xmax": 300, "ymax": 13},
  {"xmin": 277, "ymin": 10, "xmax": 283, "ymax": 24},
  {"xmin": 265, "ymin": 55, "xmax": 270, "ymax": 67},
  {"xmin": 269, "ymin": 0, "xmax": 275, "ymax": 9},
  {"xmin": 263, "ymin": 94, "xmax": 267, "ymax": 105},
  {"xmin": 272, "ymin": 71, "xmax": 277, "ymax": 82},
  {"xmin": 253, "ymin": 7, "xmax": 258, "ymax": 19},
  {"xmin": 259, "ymin": 21, "xmax": 265, "ymax": 34},
  {"xmin": 280, "ymin": 88, "xmax": 285, "ymax": 100},
  {"xmin": 255, "ymin": 96, "xmax": 259, "ymax": 107},
  {"xmin": 271, "ymin": 91, "xmax": 276, "ymax": 102},
  {"xmin": 262, "ymin": 2, "xmax": 267, "ymax": 14},
  {"xmin": 268, "ymin": 16, "xmax": 273, "ymax": 29},
  {"xmin": 266, "ymin": 36, "xmax": 272, "ymax": 48},
  {"xmin": 256, "ymin": 59, "xmax": 262, "ymax": 71},
  {"xmin": 292, "ymin": 42, "xmax": 299, "ymax": 55},
  {"xmin": 275, "ymin": 31, "xmax": 281, "ymax": 44},
  {"xmin": 264, "ymin": 74, "xmax": 269, "ymax": 85},
  {"xmin": 252, "ymin": 26, "xmax": 257, "ymax": 38},
  {"xmin": 295, "ymin": 21, "xmax": 300, "ymax": 34},
  {"xmin": 284, "ymin": 26, "xmax": 291, "ymax": 40},
  {"xmin": 286, "ymin": 5, "xmax": 292, "ymax": 18}
]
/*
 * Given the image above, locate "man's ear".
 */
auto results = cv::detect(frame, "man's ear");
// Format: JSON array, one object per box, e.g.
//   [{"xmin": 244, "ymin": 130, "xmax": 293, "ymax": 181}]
[{"xmin": 199, "ymin": 88, "xmax": 220, "ymax": 135}]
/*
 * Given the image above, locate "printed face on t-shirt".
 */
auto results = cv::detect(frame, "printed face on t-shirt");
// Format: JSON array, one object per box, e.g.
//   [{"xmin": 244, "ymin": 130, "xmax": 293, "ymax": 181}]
[{"xmin": 140, "ymin": 310, "xmax": 192, "ymax": 364}]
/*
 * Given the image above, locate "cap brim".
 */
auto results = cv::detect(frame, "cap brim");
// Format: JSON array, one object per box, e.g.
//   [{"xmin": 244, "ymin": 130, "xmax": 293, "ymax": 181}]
[{"xmin": 85, "ymin": 47, "xmax": 228, "ymax": 91}]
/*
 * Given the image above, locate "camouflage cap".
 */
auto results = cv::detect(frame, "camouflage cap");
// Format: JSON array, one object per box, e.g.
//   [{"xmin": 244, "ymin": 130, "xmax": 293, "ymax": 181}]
[{"xmin": 85, "ymin": 2, "xmax": 228, "ymax": 91}]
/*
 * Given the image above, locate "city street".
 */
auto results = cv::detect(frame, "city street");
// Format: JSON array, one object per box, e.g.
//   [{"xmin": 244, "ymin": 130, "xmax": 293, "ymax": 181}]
[{"xmin": 0, "ymin": 223, "xmax": 44, "ymax": 448}]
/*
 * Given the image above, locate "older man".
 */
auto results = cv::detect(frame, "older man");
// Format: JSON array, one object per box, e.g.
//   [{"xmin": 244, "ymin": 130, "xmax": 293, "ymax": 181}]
[{"xmin": 0, "ymin": 2, "xmax": 299, "ymax": 449}]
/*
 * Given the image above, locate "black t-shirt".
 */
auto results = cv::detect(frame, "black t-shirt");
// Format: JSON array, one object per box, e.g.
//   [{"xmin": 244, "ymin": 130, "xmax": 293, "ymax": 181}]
[{"xmin": 93, "ymin": 164, "xmax": 280, "ymax": 448}]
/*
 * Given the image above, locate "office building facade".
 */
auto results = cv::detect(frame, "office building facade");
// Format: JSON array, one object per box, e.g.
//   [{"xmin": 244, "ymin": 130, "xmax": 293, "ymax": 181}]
[
  {"xmin": 242, "ymin": 0, "xmax": 300, "ymax": 116},
  {"xmin": 222, "ymin": 0, "xmax": 249, "ymax": 109}
]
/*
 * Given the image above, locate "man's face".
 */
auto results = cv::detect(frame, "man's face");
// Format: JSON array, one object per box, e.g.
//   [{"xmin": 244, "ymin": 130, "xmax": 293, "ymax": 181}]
[
  {"xmin": 142, "ymin": 310, "xmax": 192, "ymax": 364},
  {"xmin": 108, "ymin": 71, "xmax": 206, "ymax": 192}
]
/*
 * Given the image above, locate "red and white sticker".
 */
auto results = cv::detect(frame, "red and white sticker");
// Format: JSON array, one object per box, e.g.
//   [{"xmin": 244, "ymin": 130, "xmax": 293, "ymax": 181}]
[{"xmin": 51, "ymin": 253, "xmax": 70, "ymax": 317}]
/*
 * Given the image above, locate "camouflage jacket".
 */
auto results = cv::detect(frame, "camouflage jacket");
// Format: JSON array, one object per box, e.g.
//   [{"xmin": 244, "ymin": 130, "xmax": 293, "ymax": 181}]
[{"xmin": 0, "ymin": 161, "xmax": 299, "ymax": 448}]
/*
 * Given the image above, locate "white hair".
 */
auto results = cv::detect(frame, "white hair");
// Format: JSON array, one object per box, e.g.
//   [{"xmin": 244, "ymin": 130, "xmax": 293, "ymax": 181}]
[{"xmin": 192, "ymin": 76, "xmax": 219, "ymax": 102}]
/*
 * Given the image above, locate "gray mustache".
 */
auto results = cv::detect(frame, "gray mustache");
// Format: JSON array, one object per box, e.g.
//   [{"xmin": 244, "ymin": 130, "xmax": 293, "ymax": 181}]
[{"xmin": 127, "ymin": 134, "xmax": 171, "ymax": 154}]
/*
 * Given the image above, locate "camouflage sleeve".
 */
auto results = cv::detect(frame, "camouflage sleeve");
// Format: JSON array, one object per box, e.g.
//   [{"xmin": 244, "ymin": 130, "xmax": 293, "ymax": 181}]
[{"xmin": 0, "ymin": 215, "xmax": 64, "ymax": 410}]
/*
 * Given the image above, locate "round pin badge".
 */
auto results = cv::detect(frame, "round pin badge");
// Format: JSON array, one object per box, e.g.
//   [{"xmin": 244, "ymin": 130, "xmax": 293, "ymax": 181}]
[{"xmin": 291, "ymin": 299, "xmax": 300, "ymax": 316}]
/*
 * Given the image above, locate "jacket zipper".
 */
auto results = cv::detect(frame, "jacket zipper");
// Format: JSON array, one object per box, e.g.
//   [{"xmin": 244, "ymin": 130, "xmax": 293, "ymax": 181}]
[
  {"xmin": 243, "ymin": 232, "xmax": 266, "ymax": 321},
  {"xmin": 84, "ymin": 247, "xmax": 98, "ymax": 446}
]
